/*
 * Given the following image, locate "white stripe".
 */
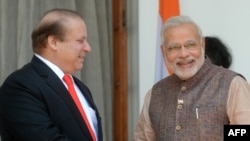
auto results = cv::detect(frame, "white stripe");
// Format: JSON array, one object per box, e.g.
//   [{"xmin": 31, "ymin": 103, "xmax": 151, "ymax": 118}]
[{"xmin": 155, "ymin": 14, "xmax": 168, "ymax": 83}]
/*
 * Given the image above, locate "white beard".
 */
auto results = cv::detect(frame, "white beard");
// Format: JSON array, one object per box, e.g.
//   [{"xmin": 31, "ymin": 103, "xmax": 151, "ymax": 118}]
[{"xmin": 165, "ymin": 48, "xmax": 205, "ymax": 80}]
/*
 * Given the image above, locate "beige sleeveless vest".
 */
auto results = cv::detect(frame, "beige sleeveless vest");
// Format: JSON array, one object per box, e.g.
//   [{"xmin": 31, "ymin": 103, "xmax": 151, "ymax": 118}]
[{"xmin": 149, "ymin": 59, "xmax": 237, "ymax": 141}]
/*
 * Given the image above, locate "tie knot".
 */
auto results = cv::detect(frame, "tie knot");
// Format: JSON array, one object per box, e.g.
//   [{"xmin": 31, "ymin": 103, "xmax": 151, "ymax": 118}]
[{"xmin": 63, "ymin": 74, "xmax": 73, "ymax": 86}]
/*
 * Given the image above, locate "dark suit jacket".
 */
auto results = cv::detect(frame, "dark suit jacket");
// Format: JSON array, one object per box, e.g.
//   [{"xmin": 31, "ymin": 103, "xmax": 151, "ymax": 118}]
[{"xmin": 0, "ymin": 56, "xmax": 103, "ymax": 141}]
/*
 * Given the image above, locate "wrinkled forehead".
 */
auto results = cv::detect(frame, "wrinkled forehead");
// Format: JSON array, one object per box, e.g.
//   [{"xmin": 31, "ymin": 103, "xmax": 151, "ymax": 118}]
[{"xmin": 164, "ymin": 23, "xmax": 201, "ymax": 44}]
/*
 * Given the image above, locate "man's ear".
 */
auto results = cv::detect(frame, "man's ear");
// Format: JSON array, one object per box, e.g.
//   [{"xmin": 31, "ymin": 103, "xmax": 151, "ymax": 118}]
[
  {"xmin": 47, "ymin": 35, "xmax": 57, "ymax": 50},
  {"xmin": 160, "ymin": 45, "xmax": 164, "ymax": 55},
  {"xmin": 160, "ymin": 45, "xmax": 173, "ymax": 75},
  {"xmin": 201, "ymin": 37, "xmax": 205, "ymax": 49}
]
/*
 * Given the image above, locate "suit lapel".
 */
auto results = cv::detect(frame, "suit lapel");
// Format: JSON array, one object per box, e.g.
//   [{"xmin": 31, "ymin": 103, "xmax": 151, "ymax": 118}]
[
  {"xmin": 73, "ymin": 77, "xmax": 102, "ymax": 138},
  {"xmin": 74, "ymin": 78, "xmax": 103, "ymax": 140},
  {"xmin": 31, "ymin": 56, "xmax": 93, "ymax": 140},
  {"xmin": 74, "ymin": 78, "xmax": 98, "ymax": 111}
]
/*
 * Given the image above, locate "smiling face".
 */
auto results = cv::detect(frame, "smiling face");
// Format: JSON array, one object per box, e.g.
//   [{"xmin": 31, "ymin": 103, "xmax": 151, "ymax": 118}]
[
  {"xmin": 161, "ymin": 23, "xmax": 205, "ymax": 80},
  {"xmin": 54, "ymin": 18, "xmax": 91, "ymax": 74}
]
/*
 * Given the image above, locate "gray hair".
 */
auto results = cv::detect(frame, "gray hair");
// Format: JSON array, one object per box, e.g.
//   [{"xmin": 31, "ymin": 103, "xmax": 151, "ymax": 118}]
[{"xmin": 161, "ymin": 15, "xmax": 203, "ymax": 46}]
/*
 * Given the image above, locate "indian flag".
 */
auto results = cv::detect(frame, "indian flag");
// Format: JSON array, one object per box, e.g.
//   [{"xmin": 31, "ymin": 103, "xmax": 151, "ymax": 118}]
[{"xmin": 155, "ymin": 0, "xmax": 180, "ymax": 82}]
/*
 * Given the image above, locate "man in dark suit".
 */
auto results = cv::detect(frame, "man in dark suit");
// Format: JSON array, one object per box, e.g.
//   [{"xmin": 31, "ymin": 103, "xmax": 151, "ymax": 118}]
[{"xmin": 0, "ymin": 8, "xmax": 102, "ymax": 141}]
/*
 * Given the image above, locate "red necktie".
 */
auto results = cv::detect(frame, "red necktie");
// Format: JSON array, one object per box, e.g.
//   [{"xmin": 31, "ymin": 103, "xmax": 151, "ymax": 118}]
[{"xmin": 63, "ymin": 74, "xmax": 96, "ymax": 141}]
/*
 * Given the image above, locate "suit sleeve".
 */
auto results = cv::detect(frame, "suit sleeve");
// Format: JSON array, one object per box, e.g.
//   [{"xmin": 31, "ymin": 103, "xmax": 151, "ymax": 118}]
[{"xmin": 0, "ymin": 78, "xmax": 72, "ymax": 141}]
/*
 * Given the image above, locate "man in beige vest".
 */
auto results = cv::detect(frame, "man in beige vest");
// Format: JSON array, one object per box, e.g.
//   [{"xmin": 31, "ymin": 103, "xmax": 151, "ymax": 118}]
[{"xmin": 133, "ymin": 15, "xmax": 250, "ymax": 141}]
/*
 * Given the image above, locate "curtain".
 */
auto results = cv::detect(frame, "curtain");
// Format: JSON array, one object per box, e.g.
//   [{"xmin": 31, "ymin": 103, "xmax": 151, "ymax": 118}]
[{"xmin": 0, "ymin": 0, "xmax": 113, "ymax": 141}]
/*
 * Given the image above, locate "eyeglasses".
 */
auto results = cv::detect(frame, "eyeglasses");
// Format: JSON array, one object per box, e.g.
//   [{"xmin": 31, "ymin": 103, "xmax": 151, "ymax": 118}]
[{"xmin": 164, "ymin": 40, "xmax": 201, "ymax": 54}]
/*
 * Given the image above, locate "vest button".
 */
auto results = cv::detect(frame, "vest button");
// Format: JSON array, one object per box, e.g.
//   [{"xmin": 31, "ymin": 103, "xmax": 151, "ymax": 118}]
[
  {"xmin": 181, "ymin": 86, "xmax": 187, "ymax": 91},
  {"xmin": 176, "ymin": 125, "xmax": 181, "ymax": 131},
  {"xmin": 177, "ymin": 104, "xmax": 183, "ymax": 110}
]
